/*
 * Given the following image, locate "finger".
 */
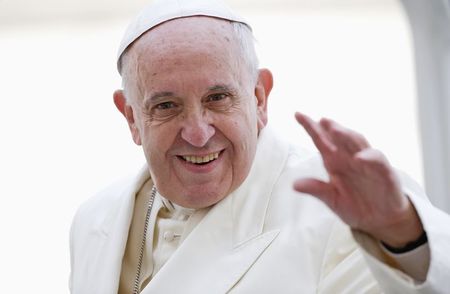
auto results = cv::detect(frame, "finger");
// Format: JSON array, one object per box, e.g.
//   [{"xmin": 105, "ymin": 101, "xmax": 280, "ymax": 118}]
[
  {"xmin": 293, "ymin": 178, "xmax": 337, "ymax": 209},
  {"xmin": 354, "ymin": 148, "xmax": 391, "ymax": 176},
  {"xmin": 295, "ymin": 112, "xmax": 337, "ymax": 155},
  {"xmin": 320, "ymin": 118, "xmax": 370, "ymax": 154}
]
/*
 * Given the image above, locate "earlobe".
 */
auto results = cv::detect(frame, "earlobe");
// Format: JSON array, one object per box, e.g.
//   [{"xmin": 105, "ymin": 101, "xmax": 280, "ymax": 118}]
[
  {"xmin": 113, "ymin": 89, "xmax": 142, "ymax": 145},
  {"xmin": 254, "ymin": 69, "xmax": 273, "ymax": 130}
]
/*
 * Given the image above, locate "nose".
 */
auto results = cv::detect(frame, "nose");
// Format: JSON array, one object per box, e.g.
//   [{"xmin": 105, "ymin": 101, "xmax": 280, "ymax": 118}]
[{"xmin": 180, "ymin": 111, "xmax": 215, "ymax": 147}]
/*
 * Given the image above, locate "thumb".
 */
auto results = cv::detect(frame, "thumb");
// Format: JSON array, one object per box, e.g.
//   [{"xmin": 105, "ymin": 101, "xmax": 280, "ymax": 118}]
[{"xmin": 293, "ymin": 178, "xmax": 337, "ymax": 208}]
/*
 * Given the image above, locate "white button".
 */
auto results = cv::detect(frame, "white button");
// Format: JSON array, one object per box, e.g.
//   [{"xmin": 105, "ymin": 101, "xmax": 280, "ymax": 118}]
[{"xmin": 163, "ymin": 231, "xmax": 180, "ymax": 242}]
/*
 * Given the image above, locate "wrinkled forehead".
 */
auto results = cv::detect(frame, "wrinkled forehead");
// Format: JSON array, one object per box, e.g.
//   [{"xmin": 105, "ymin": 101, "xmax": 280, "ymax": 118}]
[
  {"xmin": 125, "ymin": 17, "xmax": 238, "ymax": 62},
  {"xmin": 116, "ymin": 0, "xmax": 251, "ymax": 74}
]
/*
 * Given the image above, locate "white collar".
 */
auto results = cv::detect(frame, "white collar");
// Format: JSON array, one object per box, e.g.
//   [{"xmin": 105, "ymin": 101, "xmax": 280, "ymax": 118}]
[{"xmin": 159, "ymin": 193, "xmax": 196, "ymax": 220}]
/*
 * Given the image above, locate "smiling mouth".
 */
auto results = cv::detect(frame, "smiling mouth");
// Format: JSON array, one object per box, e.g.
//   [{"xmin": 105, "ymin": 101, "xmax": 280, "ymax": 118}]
[{"xmin": 179, "ymin": 151, "xmax": 221, "ymax": 165}]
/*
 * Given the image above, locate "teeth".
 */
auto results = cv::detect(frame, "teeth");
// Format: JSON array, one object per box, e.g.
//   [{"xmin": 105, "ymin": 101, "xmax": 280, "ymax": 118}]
[{"xmin": 182, "ymin": 152, "xmax": 219, "ymax": 164}]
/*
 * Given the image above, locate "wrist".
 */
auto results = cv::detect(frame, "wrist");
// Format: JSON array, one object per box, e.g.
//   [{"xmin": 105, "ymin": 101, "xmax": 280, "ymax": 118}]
[
  {"xmin": 381, "ymin": 230, "xmax": 428, "ymax": 253},
  {"xmin": 375, "ymin": 199, "xmax": 424, "ymax": 248}
]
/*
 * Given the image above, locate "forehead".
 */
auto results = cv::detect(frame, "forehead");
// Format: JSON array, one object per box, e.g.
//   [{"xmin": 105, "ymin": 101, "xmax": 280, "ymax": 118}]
[{"xmin": 127, "ymin": 17, "xmax": 240, "ymax": 67}]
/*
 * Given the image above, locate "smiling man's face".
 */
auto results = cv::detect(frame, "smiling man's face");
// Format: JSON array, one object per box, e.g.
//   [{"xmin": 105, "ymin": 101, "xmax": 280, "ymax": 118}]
[{"xmin": 114, "ymin": 17, "xmax": 272, "ymax": 208}]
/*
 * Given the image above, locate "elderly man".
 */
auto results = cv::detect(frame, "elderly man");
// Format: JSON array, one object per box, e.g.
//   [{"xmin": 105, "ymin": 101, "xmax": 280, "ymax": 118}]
[{"xmin": 69, "ymin": 0, "xmax": 450, "ymax": 293}]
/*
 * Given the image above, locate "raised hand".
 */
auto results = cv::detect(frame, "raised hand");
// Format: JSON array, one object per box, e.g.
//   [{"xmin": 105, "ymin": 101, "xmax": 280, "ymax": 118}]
[{"xmin": 293, "ymin": 112, "xmax": 423, "ymax": 247}]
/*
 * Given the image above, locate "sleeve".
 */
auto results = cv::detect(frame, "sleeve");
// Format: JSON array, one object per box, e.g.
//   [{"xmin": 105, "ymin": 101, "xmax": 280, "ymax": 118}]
[
  {"xmin": 381, "ymin": 242, "xmax": 430, "ymax": 282},
  {"xmin": 351, "ymin": 172, "xmax": 450, "ymax": 293}
]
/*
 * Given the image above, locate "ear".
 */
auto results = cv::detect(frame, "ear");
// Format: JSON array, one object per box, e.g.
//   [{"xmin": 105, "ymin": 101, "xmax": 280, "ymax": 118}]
[
  {"xmin": 254, "ymin": 68, "xmax": 273, "ymax": 130},
  {"xmin": 113, "ymin": 89, "xmax": 142, "ymax": 145}
]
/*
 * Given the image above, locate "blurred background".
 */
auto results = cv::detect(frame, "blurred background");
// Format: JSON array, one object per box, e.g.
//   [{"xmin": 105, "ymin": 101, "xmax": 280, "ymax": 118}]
[{"xmin": 1, "ymin": 0, "xmax": 449, "ymax": 292}]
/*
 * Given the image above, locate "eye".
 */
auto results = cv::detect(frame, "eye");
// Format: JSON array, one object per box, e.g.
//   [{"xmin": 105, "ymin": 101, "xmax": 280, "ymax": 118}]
[
  {"xmin": 207, "ymin": 93, "xmax": 228, "ymax": 102},
  {"xmin": 148, "ymin": 100, "xmax": 180, "ymax": 123},
  {"xmin": 156, "ymin": 101, "xmax": 177, "ymax": 110},
  {"xmin": 204, "ymin": 92, "xmax": 234, "ymax": 112}
]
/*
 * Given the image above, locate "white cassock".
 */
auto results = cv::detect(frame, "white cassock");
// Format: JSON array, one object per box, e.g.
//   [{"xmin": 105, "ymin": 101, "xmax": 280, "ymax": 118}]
[{"xmin": 69, "ymin": 126, "xmax": 450, "ymax": 293}]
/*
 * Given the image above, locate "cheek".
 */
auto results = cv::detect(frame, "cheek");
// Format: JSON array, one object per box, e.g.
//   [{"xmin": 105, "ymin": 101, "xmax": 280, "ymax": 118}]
[
  {"xmin": 140, "ymin": 123, "xmax": 178, "ymax": 165},
  {"xmin": 228, "ymin": 125, "xmax": 257, "ymax": 190},
  {"xmin": 240, "ymin": 105, "xmax": 259, "ymax": 139},
  {"xmin": 224, "ymin": 113, "xmax": 258, "ymax": 164}
]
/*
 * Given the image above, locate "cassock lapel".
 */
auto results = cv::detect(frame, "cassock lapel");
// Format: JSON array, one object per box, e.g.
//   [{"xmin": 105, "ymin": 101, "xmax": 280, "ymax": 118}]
[
  {"xmin": 90, "ymin": 167, "xmax": 152, "ymax": 294},
  {"xmin": 142, "ymin": 126, "xmax": 289, "ymax": 293}
]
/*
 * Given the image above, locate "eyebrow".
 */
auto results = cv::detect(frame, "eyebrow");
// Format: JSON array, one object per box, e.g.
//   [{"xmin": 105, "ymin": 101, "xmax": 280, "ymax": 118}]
[{"xmin": 208, "ymin": 84, "xmax": 233, "ymax": 92}]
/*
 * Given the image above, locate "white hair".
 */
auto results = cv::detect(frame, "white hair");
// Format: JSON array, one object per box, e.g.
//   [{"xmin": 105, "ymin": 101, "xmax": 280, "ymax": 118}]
[
  {"xmin": 119, "ymin": 20, "xmax": 259, "ymax": 102},
  {"xmin": 230, "ymin": 21, "xmax": 259, "ymax": 83}
]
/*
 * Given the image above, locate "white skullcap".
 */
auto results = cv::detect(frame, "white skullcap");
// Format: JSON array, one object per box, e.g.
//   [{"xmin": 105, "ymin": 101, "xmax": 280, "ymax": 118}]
[{"xmin": 117, "ymin": 0, "xmax": 251, "ymax": 73}]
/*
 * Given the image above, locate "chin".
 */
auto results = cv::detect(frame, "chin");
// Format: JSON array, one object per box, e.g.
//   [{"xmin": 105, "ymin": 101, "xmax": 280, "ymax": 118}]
[{"xmin": 177, "ymin": 187, "xmax": 228, "ymax": 209}]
